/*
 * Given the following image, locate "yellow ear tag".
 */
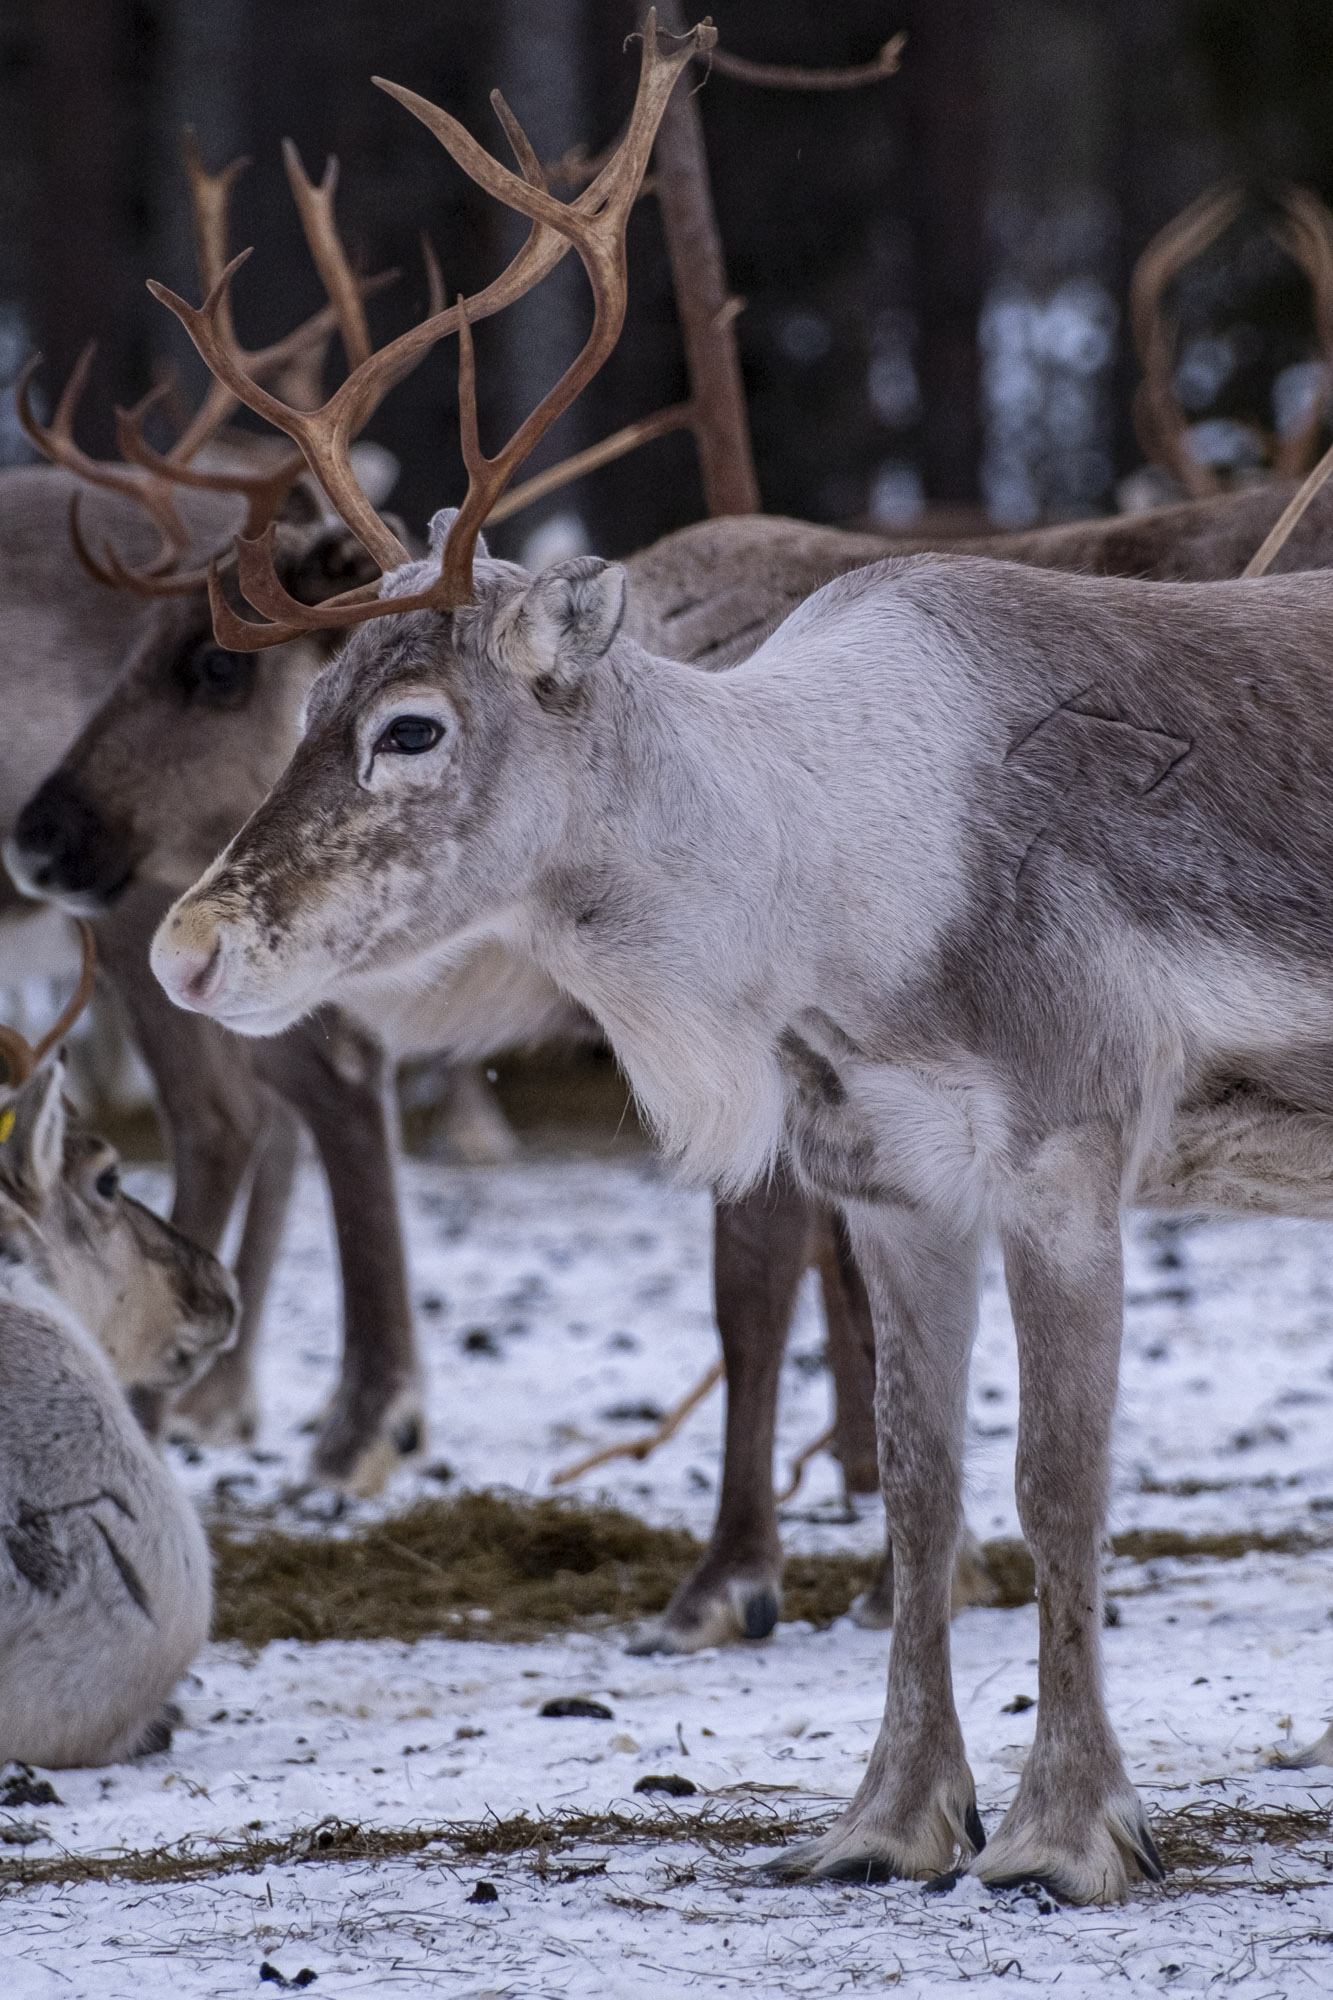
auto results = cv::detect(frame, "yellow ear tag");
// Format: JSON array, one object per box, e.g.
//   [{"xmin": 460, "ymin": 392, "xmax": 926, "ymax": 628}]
[{"xmin": 0, "ymin": 1108, "xmax": 14, "ymax": 1144}]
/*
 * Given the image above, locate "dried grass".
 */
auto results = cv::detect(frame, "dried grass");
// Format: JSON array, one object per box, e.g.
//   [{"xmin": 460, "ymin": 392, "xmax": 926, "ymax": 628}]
[
  {"xmin": 1154, "ymin": 1796, "xmax": 1333, "ymax": 1893},
  {"xmin": 209, "ymin": 1493, "xmax": 1331, "ymax": 1647},
  {"xmin": 0, "ymin": 1802, "xmax": 827, "ymax": 1896},
  {"xmin": 210, "ymin": 1491, "xmax": 699, "ymax": 1646}
]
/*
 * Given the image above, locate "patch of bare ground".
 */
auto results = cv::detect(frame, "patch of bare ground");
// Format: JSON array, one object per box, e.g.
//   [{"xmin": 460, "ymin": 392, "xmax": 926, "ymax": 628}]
[
  {"xmin": 209, "ymin": 1493, "xmax": 1333, "ymax": 1645},
  {"xmin": 0, "ymin": 1803, "xmax": 829, "ymax": 1896}
]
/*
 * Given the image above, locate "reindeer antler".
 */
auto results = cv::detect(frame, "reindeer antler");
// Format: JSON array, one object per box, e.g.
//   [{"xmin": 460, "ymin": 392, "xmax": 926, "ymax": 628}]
[
  {"xmin": 20, "ymin": 132, "xmax": 397, "ymax": 599},
  {"xmin": 0, "ymin": 921, "xmax": 98, "ymax": 1091},
  {"xmin": 1269, "ymin": 185, "xmax": 1333, "ymax": 480},
  {"xmin": 147, "ymin": 10, "xmax": 714, "ymax": 651},
  {"xmin": 1130, "ymin": 183, "xmax": 1246, "ymax": 498}
]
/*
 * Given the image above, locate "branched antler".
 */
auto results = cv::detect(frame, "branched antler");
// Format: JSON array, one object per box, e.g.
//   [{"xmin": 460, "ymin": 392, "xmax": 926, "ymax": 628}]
[
  {"xmin": 1270, "ymin": 185, "xmax": 1333, "ymax": 480},
  {"xmin": 152, "ymin": 8, "xmax": 714, "ymax": 651}
]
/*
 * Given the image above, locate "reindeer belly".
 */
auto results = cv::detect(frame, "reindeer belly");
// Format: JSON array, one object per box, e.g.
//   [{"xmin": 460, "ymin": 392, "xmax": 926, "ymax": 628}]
[{"xmin": 1139, "ymin": 1084, "xmax": 1333, "ymax": 1219}]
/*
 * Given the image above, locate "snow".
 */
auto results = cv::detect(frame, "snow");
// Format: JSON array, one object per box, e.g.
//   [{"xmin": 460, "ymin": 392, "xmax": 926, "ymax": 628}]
[{"xmin": 9, "ymin": 1148, "xmax": 1333, "ymax": 1996}]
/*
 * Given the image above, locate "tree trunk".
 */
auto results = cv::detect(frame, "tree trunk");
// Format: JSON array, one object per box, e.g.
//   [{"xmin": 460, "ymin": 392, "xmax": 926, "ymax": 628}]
[{"xmin": 648, "ymin": 0, "xmax": 760, "ymax": 517}]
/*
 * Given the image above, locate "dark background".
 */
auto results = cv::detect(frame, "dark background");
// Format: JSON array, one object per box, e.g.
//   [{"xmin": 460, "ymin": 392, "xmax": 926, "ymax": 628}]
[{"xmin": 3, "ymin": 0, "xmax": 1333, "ymax": 562}]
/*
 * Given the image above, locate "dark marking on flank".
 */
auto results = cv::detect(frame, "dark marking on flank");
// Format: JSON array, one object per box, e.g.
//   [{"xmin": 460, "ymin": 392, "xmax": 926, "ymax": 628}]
[
  {"xmin": 93, "ymin": 1518, "xmax": 153, "ymax": 1619},
  {"xmin": 5, "ymin": 1511, "xmax": 74, "ymax": 1595}
]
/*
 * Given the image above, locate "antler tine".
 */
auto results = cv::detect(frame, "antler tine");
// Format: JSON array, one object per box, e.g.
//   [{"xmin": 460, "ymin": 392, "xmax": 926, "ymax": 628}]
[
  {"xmin": 181, "ymin": 128, "xmax": 250, "ymax": 345},
  {"xmin": 0, "ymin": 920, "xmax": 97, "ymax": 1090},
  {"xmin": 0, "ymin": 1026, "xmax": 35, "ymax": 1091},
  {"xmin": 30, "ymin": 921, "xmax": 98, "ymax": 1068},
  {"xmin": 1130, "ymin": 183, "xmax": 1245, "ymax": 498},
  {"xmin": 1270, "ymin": 186, "xmax": 1333, "ymax": 479},
  {"xmin": 490, "ymin": 88, "xmax": 547, "ymax": 189},
  {"xmin": 18, "ymin": 349, "xmax": 194, "ymax": 569},
  {"xmin": 282, "ymin": 141, "xmax": 373, "ymax": 373}
]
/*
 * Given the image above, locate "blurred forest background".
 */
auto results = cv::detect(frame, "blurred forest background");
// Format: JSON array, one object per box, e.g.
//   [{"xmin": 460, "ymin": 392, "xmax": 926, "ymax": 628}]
[{"xmin": 3, "ymin": 0, "xmax": 1333, "ymax": 563}]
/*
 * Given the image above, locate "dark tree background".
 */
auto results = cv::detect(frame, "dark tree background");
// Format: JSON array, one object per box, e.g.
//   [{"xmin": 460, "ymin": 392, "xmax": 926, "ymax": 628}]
[{"xmin": 1, "ymin": 0, "xmax": 1331, "ymax": 555}]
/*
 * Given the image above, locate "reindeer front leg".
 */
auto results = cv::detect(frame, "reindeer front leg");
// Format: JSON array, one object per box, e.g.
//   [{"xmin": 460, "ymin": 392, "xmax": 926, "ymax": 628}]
[
  {"xmin": 973, "ymin": 1126, "xmax": 1163, "ymax": 1903},
  {"xmin": 768, "ymin": 1199, "xmax": 983, "ymax": 1883}
]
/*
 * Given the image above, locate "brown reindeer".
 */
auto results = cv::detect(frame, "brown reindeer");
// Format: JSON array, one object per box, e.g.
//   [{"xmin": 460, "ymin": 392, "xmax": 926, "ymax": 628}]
[{"xmin": 0, "ymin": 136, "xmax": 542, "ymax": 1492}]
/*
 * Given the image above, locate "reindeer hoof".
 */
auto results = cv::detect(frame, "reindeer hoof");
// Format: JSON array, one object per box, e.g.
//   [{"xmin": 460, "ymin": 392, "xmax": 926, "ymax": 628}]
[
  {"xmin": 131, "ymin": 1703, "xmax": 182, "ymax": 1759},
  {"xmin": 309, "ymin": 1384, "xmax": 427, "ymax": 1497},
  {"xmin": 971, "ymin": 1788, "xmax": 1162, "ymax": 1904},
  {"xmin": 626, "ymin": 1576, "xmax": 780, "ymax": 1655},
  {"xmin": 166, "ymin": 1362, "xmax": 258, "ymax": 1448}
]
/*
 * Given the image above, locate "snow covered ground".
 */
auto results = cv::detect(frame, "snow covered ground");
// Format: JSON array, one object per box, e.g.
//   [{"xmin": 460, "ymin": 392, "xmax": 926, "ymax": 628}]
[{"xmin": 9, "ymin": 1144, "xmax": 1333, "ymax": 1996}]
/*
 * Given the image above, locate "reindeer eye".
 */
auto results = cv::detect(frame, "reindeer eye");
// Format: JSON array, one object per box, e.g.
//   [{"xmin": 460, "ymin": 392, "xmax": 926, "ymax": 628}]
[
  {"xmin": 376, "ymin": 716, "xmax": 444, "ymax": 756},
  {"xmin": 94, "ymin": 1164, "xmax": 119, "ymax": 1201},
  {"xmin": 184, "ymin": 643, "xmax": 255, "ymax": 710}
]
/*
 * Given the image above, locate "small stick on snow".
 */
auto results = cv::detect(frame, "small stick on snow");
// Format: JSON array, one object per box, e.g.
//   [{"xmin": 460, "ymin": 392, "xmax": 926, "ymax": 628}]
[
  {"xmin": 775, "ymin": 1422, "xmax": 838, "ymax": 1504},
  {"xmin": 550, "ymin": 1360, "xmax": 723, "ymax": 1487}
]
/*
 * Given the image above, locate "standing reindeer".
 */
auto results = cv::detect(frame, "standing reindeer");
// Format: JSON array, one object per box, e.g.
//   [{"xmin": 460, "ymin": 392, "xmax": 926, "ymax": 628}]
[
  {"xmin": 143, "ymin": 22, "xmax": 1333, "ymax": 1900},
  {"xmin": 0, "ymin": 957, "xmax": 237, "ymax": 1768}
]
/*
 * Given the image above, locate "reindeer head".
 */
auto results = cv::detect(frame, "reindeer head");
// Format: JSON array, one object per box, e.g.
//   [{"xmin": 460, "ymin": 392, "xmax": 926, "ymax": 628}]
[
  {"xmin": 150, "ymin": 523, "xmax": 628, "ymax": 1034},
  {"xmin": 0, "ymin": 940, "xmax": 237, "ymax": 1390}
]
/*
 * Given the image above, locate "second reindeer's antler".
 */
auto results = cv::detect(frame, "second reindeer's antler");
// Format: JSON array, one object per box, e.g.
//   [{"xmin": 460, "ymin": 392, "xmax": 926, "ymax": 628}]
[
  {"xmin": 0, "ymin": 922, "xmax": 97, "ymax": 1092},
  {"xmin": 18, "ymin": 132, "xmax": 398, "ymax": 598},
  {"xmin": 148, "ymin": 9, "xmax": 713, "ymax": 650}
]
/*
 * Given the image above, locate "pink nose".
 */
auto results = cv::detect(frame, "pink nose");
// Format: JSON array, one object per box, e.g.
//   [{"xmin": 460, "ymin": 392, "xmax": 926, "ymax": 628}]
[{"xmin": 150, "ymin": 913, "xmax": 228, "ymax": 1014}]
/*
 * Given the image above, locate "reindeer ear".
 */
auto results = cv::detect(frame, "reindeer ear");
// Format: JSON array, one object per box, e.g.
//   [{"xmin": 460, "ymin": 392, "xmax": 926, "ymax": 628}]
[
  {"xmin": 0, "ymin": 1058, "xmax": 67, "ymax": 1202},
  {"xmin": 490, "ymin": 556, "xmax": 627, "ymax": 690},
  {"xmin": 428, "ymin": 508, "xmax": 490, "ymax": 563}
]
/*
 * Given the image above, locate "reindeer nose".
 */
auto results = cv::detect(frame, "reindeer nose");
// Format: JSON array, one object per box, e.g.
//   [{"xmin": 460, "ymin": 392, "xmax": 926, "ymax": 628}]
[
  {"xmin": 150, "ymin": 904, "xmax": 229, "ymax": 1013},
  {"xmin": 6, "ymin": 773, "xmax": 136, "ymax": 910}
]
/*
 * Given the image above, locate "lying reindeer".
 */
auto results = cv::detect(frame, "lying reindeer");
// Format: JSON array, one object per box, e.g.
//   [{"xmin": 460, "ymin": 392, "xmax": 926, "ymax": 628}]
[
  {"xmin": 0, "ymin": 962, "xmax": 237, "ymax": 1768},
  {"xmin": 144, "ymin": 32, "xmax": 1333, "ymax": 1897}
]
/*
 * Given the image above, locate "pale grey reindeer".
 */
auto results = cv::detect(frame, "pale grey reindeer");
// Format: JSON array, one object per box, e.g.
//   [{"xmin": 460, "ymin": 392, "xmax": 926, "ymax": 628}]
[
  {"xmin": 0, "ymin": 982, "xmax": 237, "ymax": 1768},
  {"xmin": 132, "ymin": 16, "xmax": 1333, "ymax": 1897},
  {"xmin": 154, "ymin": 516, "xmax": 1333, "ymax": 1902}
]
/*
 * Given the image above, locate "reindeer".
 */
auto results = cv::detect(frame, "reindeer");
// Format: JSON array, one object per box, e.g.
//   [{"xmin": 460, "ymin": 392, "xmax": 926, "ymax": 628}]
[
  {"xmin": 0, "ymin": 948, "xmax": 238, "ymax": 1768},
  {"xmin": 133, "ymin": 17, "xmax": 1333, "ymax": 1897}
]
